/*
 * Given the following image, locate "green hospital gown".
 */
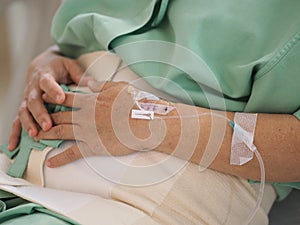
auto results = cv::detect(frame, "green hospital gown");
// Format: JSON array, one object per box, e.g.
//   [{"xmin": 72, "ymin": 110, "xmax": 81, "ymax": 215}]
[
  {"xmin": 0, "ymin": 86, "xmax": 81, "ymax": 224},
  {"xmin": 52, "ymin": 0, "xmax": 300, "ymax": 114},
  {"xmin": 1, "ymin": 1, "xmax": 299, "ymax": 223},
  {"xmin": 0, "ymin": 190, "xmax": 79, "ymax": 224},
  {"xmin": 51, "ymin": 0, "xmax": 300, "ymax": 200}
]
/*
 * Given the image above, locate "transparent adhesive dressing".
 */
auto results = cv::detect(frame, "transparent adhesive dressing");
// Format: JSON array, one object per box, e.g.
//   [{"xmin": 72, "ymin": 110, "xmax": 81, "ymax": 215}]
[{"xmin": 129, "ymin": 88, "xmax": 265, "ymax": 225}]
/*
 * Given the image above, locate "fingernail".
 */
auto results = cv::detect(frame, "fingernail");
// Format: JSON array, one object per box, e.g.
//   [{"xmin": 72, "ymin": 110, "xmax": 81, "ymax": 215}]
[
  {"xmin": 42, "ymin": 121, "xmax": 48, "ymax": 131},
  {"xmin": 28, "ymin": 129, "xmax": 34, "ymax": 137},
  {"xmin": 46, "ymin": 160, "xmax": 52, "ymax": 167}
]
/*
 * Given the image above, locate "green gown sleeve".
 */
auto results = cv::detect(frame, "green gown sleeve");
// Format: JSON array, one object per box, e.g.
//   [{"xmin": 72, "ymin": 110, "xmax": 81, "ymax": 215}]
[
  {"xmin": 0, "ymin": 85, "xmax": 79, "ymax": 178},
  {"xmin": 50, "ymin": 0, "xmax": 300, "ymax": 201},
  {"xmin": 51, "ymin": 0, "xmax": 166, "ymax": 58},
  {"xmin": 0, "ymin": 190, "xmax": 79, "ymax": 224}
]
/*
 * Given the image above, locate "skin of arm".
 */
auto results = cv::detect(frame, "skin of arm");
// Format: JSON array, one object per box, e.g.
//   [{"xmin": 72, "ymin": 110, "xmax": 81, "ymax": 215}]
[
  {"xmin": 36, "ymin": 81, "xmax": 300, "ymax": 183},
  {"xmin": 147, "ymin": 104, "xmax": 300, "ymax": 183}
]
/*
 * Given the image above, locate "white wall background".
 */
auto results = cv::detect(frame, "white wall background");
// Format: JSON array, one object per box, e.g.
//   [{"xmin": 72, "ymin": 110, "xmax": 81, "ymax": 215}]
[{"xmin": 0, "ymin": 0, "xmax": 60, "ymax": 143}]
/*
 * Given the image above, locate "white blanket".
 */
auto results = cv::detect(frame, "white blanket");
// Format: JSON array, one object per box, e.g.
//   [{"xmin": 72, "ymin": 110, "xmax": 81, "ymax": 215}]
[{"xmin": 0, "ymin": 52, "xmax": 276, "ymax": 225}]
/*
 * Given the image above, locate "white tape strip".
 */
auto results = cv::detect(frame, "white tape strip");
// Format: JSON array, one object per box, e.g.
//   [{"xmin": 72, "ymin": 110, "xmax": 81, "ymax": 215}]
[
  {"xmin": 131, "ymin": 109, "xmax": 154, "ymax": 120},
  {"xmin": 128, "ymin": 86, "xmax": 175, "ymax": 119},
  {"xmin": 138, "ymin": 103, "xmax": 175, "ymax": 115},
  {"xmin": 230, "ymin": 113, "xmax": 257, "ymax": 165}
]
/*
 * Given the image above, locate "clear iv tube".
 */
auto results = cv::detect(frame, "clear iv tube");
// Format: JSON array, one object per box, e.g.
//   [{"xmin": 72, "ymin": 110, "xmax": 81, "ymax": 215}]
[
  {"xmin": 155, "ymin": 112, "xmax": 265, "ymax": 225},
  {"xmin": 244, "ymin": 148, "xmax": 265, "ymax": 225}
]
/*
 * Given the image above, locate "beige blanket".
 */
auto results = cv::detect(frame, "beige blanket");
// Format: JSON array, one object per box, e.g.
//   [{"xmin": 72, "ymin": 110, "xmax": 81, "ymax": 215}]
[{"xmin": 0, "ymin": 52, "xmax": 276, "ymax": 225}]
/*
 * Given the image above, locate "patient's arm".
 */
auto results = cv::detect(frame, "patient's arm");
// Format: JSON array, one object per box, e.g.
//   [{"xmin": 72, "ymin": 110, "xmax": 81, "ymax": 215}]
[
  {"xmin": 36, "ymin": 81, "xmax": 300, "ymax": 183},
  {"xmin": 161, "ymin": 105, "xmax": 300, "ymax": 183}
]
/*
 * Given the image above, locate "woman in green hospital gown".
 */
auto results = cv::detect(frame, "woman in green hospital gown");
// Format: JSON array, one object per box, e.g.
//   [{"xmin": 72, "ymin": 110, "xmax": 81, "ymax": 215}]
[{"xmin": 1, "ymin": 0, "xmax": 299, "ymax": 224}]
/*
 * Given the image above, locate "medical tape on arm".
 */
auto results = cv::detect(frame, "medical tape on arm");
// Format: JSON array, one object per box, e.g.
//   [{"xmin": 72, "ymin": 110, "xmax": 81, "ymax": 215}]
[
  {"xmin": 128, "ymin": 91, "xmax": 264, "ymax": 224},
  {"xmin": 128, "ymin": 87, "xmax": 259, "ymax": 167},
  {"xmin": 230, "ymin": 112, "xmax": 258, "ymax": 165},
  {"xmin": 128, "ymin": 86, "xmax": 175, "ymax": 119}
]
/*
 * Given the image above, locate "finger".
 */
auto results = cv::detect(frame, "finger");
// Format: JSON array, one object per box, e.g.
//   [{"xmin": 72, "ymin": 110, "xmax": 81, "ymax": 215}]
[
  {"xmin": 8, "ymin": 118, "xmax": 22, "ymax": 150},
  {"xmin": 36, "ymin": 124, "xmax": 81, "ymax": 141},
  {"xmin": 18, "ymin": 101, "xmax": 39, "ymax": 137},
  {"xmin": 43, "ymin": 92, "xmax": 87, "ymax": 108},
  {"xmin": 63, "ymin": 58, "xmax": 93, "ymax": 86},
  {"xmin": 51, "ymin": 111, "xmax": 74, "ymax": 125},
  {"xmin": 26, "ymin": 89, "xmax": 52, "ymax": 131},
  {"xmin": 39, "ymin": 73, "xmax": 65, "ymax": 104},
  {"xmin": 46, "ymin": 144, "xmax": 83, "ymax": 168}
]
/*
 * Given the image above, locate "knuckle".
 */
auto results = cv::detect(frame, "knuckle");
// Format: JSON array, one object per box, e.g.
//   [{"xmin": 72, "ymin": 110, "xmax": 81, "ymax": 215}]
[
  {"xmin": 39, "ymin": 73, "xmax": 52, "ymax": 85},
  {"xmin": 18, "ymin": 104, "xmax": 28, "ymax": 116},
  {"xmin": 63, "ymin": 58, "xmax": 74, "ymax": 70},
  {"xmin": 52, "ymin": 112, "xmax": 62, "ymax": 123},
  {"xmin": 27, "ymin": 97, "xmax": 34, "ymax": 106},
  {"xmin": 33, "ymin": 67, "xmax": 45, "ymax": 76},
  {"xmin": 55, "ymin": 126, "xmax": 64, "ymax": 139},
  {"xmin": 35, "ymin": 111, "xmax": 45, "ymax": 123},
  {"xmin": 56, "ymin": 111, "xmax": 64, "ymax": 117},
  {"xmin": 27, "ymin": 91, "xmax": 39, "ymax": 106},
  {"xmin": 65, "ymin": 150, "xmax": 77, "ymax": 161},
  {"xmin": 31, "ymin": 68, "xmax": 44, "ymax": 81},
  {"xmin": 12, "ymin": 118, "xmax": 20, "ymax": 127}
]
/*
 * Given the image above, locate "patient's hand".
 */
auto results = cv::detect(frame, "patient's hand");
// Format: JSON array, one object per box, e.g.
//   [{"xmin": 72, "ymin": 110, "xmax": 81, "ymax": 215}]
[
  {"xmin": 35, "ymin": 81, "xmax": 156, "ymax": 167},
  {"xmin": 8, "ymin": 46, "xmax": 92, "ymax": 150}
]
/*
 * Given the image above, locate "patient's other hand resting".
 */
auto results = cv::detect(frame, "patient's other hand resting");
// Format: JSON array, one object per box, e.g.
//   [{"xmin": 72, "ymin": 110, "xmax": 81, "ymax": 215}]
[
  {"xmin": 36, "ymin": 81, "xmax": 160, "ymax": 167},
  {"xmin": 8, "ymin": 46, "xmax": 92, "ymax": 151}
]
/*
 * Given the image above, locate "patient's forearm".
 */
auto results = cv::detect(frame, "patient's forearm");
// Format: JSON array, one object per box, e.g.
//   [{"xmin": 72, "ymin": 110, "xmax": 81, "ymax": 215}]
[
  {"xmin": 144, "ymin": 103, "xmax": 300, "ymax": 182},
  {"xmin": 210, "ymin": 113, "xmax": 299, "ymax": 182}
]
